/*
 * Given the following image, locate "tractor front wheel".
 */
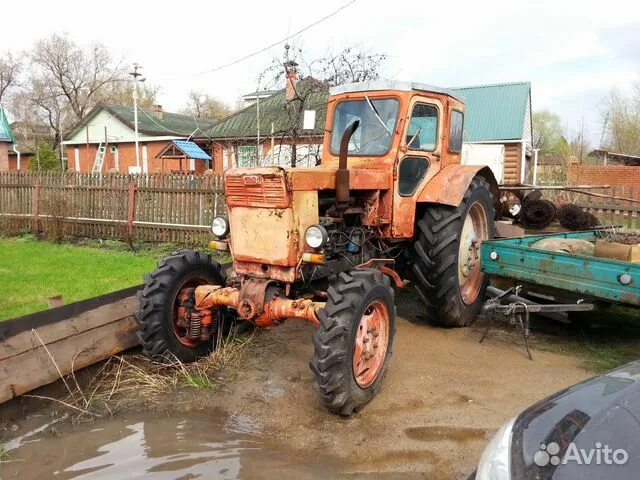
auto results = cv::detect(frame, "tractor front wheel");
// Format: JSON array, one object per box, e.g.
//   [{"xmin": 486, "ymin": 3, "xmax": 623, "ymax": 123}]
[
  {"xmin": 310, "ymin": 270, "xmax": 396, "ymax": 416},
  {"xmin": 135, "ymin": 250, "xmax": 227, "ymax": 363}
]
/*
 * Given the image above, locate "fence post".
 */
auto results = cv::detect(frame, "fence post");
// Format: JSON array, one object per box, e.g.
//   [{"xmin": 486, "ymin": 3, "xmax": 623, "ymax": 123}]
[
  {"xmin": 33, "ymin": 180, "xmax": 41, "ymax": 233},
  {"xmin": 127, "ymin": 182, "xmax": 136, "ymax": 239}
]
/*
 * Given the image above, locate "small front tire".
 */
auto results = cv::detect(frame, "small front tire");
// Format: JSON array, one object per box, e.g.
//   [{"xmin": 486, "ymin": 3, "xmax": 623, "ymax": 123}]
[{"xmin": 310, "ymin": 270, "xmax": 396, "ymax": 416}]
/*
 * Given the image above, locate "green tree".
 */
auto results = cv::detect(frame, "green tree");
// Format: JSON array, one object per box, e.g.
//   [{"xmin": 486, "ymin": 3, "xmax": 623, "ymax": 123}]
[
  {"xmin": 29, "ymin": 143, "xmax": 60, "ymax": 171},
  {"xmin": 533, "ymin": 110, "xmax": 568, "ymax": 157}
]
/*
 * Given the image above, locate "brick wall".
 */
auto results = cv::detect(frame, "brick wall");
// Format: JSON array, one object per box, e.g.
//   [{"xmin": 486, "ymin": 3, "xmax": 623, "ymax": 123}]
[
  {"xmin": 567, "ymin": 162, "xmax": 640, "ymax": 186},
  {"xmin": 0, "ymin": 143, "xmax": 8, "ymax": 171},
  {"xmin": 67, "ymin": 141, "xmax": 209, "ymax": 174}
]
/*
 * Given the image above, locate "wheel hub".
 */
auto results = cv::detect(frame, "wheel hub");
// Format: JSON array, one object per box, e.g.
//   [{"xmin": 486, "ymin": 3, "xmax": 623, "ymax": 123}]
[
  {"xmin": 353, "ymin": 300, "xmax": 390, "ymax": 388},
  {"xmin": 458, "ymin": 202, "xmax": 489, "ymax": 305}
]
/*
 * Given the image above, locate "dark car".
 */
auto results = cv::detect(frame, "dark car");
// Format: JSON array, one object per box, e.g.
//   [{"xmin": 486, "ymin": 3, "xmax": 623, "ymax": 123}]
[{"xmin": 475, "ymin": 360, "xmax": 640, "ymax": 479}]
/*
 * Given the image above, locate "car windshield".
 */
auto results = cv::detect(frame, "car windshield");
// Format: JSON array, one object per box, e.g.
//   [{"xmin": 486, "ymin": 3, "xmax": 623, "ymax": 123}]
[{"xmin": 330, "ymin": 98, "xmax": 400, "ymax": 156}]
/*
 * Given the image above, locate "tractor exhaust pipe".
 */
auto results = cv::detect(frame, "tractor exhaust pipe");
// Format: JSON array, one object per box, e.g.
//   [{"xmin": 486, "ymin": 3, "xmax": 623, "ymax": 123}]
[{"xmin": 336, "ymin": 120, "xmax": 360, "ymax": 208}]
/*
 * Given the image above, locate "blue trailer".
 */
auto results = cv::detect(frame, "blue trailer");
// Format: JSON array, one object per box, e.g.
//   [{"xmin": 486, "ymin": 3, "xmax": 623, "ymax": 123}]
[
  {"xmin": 481, "ymin": 230, "xmax": 639, "ymax": 307},
  {"xmin": 479, "ymin": 229, "xmax": 639, "ymax": 359}
]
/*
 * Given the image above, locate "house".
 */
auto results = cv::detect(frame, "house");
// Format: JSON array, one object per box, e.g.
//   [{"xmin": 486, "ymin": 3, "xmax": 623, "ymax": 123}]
[
  {"xmin": 207, "ymin": 77, "xmax": 533, "ymax": 185},
  {"xmin": 206, "ymin": 71, "xmax": 327, "ymax": 172},
  {"xmin": 0, "ymin": 106, "xmax": 14, "ymax": 171},
  {"xmin": 587, "ymin": 149, "xmax": 640, "ymax": 166},
  {"xmin": 452, "ymin": 82, "xmax": 533, "ymax": 184},
  {"xmin": 7, "ymin": 121, "xmax": 56, "ymax": 171},
  {"xmin": 61, "ymin": 104, "xmax": 216, "ymax": 174}
]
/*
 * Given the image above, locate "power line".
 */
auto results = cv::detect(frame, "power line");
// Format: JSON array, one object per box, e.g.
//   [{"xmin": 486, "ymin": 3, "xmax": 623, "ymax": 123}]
[{"xmin": 197, "ymin": 0, "xmax": 356, "ymax": 76}]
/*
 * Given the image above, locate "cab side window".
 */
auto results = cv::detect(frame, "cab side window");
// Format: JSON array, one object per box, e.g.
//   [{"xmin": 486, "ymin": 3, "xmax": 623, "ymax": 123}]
[
  {"xmin": 449, "ymin": 110, "xmax": 464, "ymax": 153},
  {"xmin": 398, "ymin": 157, "xmax": 430, "ymax": 196},
  {"xmin": 407, "ymin": 104, "xmax": 438, "ymax": 151}
]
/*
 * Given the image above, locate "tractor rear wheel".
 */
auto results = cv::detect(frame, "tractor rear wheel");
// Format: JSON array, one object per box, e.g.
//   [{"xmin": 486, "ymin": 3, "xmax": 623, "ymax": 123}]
[
  {"xmin": 134, "ymin": 250, "xmax": 227, "ymax": 363},
  {"xmin": 412, "ymin": 176, "xmax": 495, "ymax": 327},
  {"xmin": 310, "ymin": 270, "xmax": 396, "ymax": 416}
]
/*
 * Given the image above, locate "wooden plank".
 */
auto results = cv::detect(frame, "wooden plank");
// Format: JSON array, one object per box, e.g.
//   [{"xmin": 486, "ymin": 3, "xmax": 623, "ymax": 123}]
[
  {"xmin": 0, "ymin": 296, "xmax": 138, "ymax": 360},
  {"xmin": 0, "ymin": 316, "xmax": 138, "ymax": 404}
]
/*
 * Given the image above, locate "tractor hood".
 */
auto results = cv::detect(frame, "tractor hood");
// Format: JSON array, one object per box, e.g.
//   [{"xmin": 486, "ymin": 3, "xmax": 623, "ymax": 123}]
[{"xmin": 225, "ymin": 166, "xmax": 391, "ymax": 199}]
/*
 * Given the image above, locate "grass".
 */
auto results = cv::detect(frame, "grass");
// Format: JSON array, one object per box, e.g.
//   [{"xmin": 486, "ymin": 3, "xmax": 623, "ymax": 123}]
[
  {"xmin": 0, "ymin": 236, "xmax": 161, "ymax": 321},
  {"xmin": 0, "ymin": 443, "xmax": 8, "ymax": 463},
  {"xmin": 482, "ymin": 305, "xmax": 640, "ymax": 373},
  {"xmin": 546, "ymin": 306, "xmax": 640, "ymax": 372},
  {"xmin": 40, "ymin": 327, "xmax": 256, "ymax": 421}
]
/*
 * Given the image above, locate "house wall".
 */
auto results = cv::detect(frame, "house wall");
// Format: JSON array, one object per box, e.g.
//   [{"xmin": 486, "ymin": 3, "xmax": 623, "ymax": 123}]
[
  {"xmin": 567, "ymin": 163, "xmax": 640, "ymax": 186},
  {"xmin": 503, "ymin": 143, "xmax": 522, "ymax": 184},
  {"xmin": 66, "ymin": 109, "xmax": 138, "ymax": 144},
  {"xmin": 7, "ymin": 154, "xmax": 32, "ymax": 171},
  {"xmin": 71, "ymin": 141, "xmax": 208, "ymax": 174},
  {"xmin": 211, "ymin": 136, "xmax": 324, "ymax": 173},
  {"xmin": 0, "ymin": 143, "xmax": 8, "ymax": 171}
]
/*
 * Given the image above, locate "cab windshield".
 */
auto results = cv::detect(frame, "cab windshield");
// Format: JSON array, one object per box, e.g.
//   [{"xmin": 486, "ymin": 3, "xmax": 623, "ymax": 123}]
[{"xmin": 330, "ymin": 98, "xmax": 400, "ymax": 156}]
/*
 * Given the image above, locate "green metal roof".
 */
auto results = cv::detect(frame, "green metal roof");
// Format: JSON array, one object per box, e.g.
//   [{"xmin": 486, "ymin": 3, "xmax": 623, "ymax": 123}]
[
  {"xmin": 67, "ymin": 104, "xmax": 217, "ymax": 139},
  {"xmin": 0, "ymin": 106, "xmax": 14, "ymax": 143},
  {"xmin": 208, "ymin": 81, "xmax": 531, "ymax": 143},
  {"xmin": 207, "ymin": 80, "xmax": 328, "ymax": 139},
  {"xmin": 451, "ymin": 82, "xmax": 531, "ymax": 142}
]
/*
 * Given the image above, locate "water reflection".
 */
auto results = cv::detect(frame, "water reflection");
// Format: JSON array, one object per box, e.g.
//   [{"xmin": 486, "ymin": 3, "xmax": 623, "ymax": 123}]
[{"xmin": 2, "ymin": 412, "xmax": 334, "ymax": 479}]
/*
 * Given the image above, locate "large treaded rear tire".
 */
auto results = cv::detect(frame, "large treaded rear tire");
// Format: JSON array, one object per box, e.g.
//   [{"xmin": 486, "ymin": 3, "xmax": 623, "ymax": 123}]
[
  {"xmin": 309, "ymin": 270, "xmax": 396, "ymax": 416},
  {"xmin": 134, "ymin": 250, "xmax": 226, "ymax": 363},
  {"xmin": 412, "ymin": 177, "xmax": 495, "ymax": 327}
]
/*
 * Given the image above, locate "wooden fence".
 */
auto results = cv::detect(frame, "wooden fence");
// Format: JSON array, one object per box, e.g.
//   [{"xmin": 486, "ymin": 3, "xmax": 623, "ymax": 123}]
[
  {"xmin": 0, "ymin": 172, "xmax": 225, "ymax": 244},
  {"xmin": 546, "ymin": 185, "xmax": 640, "ymax": 230}
]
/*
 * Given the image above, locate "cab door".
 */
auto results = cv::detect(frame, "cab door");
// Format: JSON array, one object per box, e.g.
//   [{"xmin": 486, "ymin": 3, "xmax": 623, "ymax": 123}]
[{"xmin": 391, "ymin": 96, "xmax": 443, "ymax": 238}]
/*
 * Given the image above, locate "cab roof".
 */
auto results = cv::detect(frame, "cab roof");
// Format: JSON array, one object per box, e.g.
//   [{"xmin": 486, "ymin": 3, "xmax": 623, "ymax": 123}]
[{"xmin": 330, "ymin": 80, "xmax": 465, "ymax": 104}]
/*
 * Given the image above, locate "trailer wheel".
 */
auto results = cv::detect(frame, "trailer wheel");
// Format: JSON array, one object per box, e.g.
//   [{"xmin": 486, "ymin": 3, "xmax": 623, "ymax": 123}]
[
  {"xmin": 134, "ymin": 250, "xmax": 226, "ymax": 363},
  {"xmin": 310, "ymin": 270, "xmax": 396, "ymax": 416},
  {"xmin": 413, "ymin": 176, "xmax": 495, "ymax": 327}
]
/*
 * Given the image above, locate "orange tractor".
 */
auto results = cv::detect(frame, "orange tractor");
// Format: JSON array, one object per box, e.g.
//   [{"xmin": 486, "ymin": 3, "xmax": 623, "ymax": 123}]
[{"xmin": 135, "ymin": 81, "xmax": 499, "ymax": 415}]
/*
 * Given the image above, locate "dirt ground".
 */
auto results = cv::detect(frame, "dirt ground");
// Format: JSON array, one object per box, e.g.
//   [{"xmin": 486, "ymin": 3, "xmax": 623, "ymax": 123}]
[
  {"xmin": 1, "ymin": 293, "xmax": 595, "ymax": 479},
  {"xmin": 204, "ymin": 293, "xmax": 592, "ymax": 479}
]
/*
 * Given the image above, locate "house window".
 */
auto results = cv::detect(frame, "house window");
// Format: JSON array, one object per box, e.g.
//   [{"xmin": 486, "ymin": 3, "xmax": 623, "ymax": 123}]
[
  {"xmin": 407, "ymin": 104, "xmax": 438, "ymax": 151},
  {"xmin": 238, "ymin": 146, "xmax": 258, "ymax": 167},
  {"xmin": 450, "ymin": 110, "xmax": 464, "ymax": 153}
]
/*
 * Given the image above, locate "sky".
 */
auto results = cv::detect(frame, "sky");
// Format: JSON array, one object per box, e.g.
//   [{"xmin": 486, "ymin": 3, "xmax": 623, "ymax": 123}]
[{"xmin": 2, "ymin": 0, "xmax": 639, "ymax": 146}]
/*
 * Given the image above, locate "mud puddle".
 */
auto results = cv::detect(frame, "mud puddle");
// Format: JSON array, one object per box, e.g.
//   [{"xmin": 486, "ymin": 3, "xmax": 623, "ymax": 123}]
[{"xmin": 0, "ymin": 411, "xmax": 342, "ymax": 479}]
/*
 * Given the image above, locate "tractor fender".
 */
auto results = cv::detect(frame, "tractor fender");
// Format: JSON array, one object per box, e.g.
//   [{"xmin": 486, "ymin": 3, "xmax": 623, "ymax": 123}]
[{"xmin": 417, "ymin": 164, "xmax": 499, "ymax": 207}]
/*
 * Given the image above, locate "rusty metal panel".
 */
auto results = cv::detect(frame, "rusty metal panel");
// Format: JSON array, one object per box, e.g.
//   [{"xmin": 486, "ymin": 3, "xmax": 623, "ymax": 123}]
[
  {"xmin": 225, "ymin": 168, "xmax": 290, "ymax": 208},
  {"xmin": 233, "ymin": 261, "xmax": 297, "ymax": 283},
  {"xmin": 286, "ymin": 167, "xmax": 391, "ymax": 191},
  {"xmin": 229, "ymin": 206, "xmax": 296, "ymax": 266},
  {"xmin": 416, "ymin": 164, "xmax": 496, "ymax": 207},
  {"xmin": 228, "ymin": 191, "xmax": 318, "ymax": 269}
]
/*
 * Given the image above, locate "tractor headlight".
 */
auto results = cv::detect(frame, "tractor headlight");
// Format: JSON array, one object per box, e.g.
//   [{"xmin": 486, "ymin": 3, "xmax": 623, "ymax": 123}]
[
  {"xmin": 305, "ymin": 225, "xmax": 328, "ymax": 250},
  {"xmin": 211, "ymin": 216, "xmax": 230, "ymax": 238}
]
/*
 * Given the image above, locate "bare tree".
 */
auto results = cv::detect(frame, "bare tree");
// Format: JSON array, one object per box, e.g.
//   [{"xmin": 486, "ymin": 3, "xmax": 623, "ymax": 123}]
[
  {"xmin": 29, "ymin": 34, "xmax": 125, "ymax": 120},
  {"xmin": 258, "ymin": 44, "xmax": 387, "ymax": 167},
  {"xmin": 15, "ymin": 33, "xmax": 127, "ymax": 146},
  {"xmin": 260, "ymin": 44, "xmax": 387, "ymax": 89},
  {"xmin": 0, "ymin": 51, "xmax": 21, "ymax": 102},
  {"xmin": 181, "ymin": 91, "xmax": 232, "ymax": 120},
  {"xmin": 601, "ymin": 83, "xmax": 640, "ymax": 156},
  {"xmin": 100, "ymin": 80, "xmax": 160, "ymax": 109}
]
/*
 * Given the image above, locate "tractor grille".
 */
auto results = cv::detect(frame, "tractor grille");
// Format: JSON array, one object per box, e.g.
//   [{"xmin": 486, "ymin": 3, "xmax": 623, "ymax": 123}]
[{"xmin": 225, "ymin": 174, "xmax": 290, "ymax": 208}]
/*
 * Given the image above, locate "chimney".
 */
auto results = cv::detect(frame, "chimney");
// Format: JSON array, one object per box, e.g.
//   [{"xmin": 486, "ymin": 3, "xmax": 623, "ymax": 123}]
[
  {"xmin": 284, "ymin": 60, "xmax": 299, "ymax": 102},
  {"xmin": 152, "ymin": 104, "xmax": 163, "ymax": 120}
]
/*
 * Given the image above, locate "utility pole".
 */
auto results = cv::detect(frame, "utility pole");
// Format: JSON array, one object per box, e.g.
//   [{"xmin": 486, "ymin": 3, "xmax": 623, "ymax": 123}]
[{"xmin": 129, "ymin": 63, "xmax": 146, "ymax": 172}]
